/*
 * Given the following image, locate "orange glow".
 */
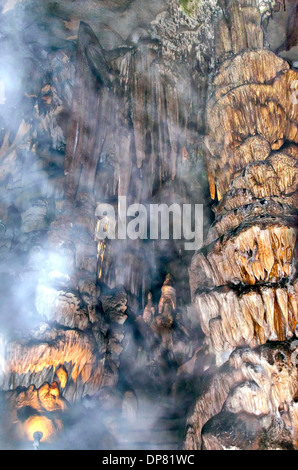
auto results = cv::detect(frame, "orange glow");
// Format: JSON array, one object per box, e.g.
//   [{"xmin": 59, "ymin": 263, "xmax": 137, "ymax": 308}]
[
  {"xmin": 6, "ymin": 330, "xmax": 103, "ymax": 385},
  {"xmin": 24, "ymin": 415, "xmax": 58, "ymax": 442},
  {"xmin": 56, "ymin": 366, "xmax": 68, "ymax": 388},
  {"xmin": 208, "ymin": 172, "xmax": 216, "ymax": 200},
  {"xmin": 37, "ymin": 382, "xmax": 66, "ymax": 412}
]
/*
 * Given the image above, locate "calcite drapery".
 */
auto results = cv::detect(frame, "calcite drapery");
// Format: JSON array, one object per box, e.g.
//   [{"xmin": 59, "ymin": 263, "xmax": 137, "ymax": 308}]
[
  {"xmin": 0, "ymin": 0, "xmax": 213, "ymax": 448},
  {"xmin": 186, "ymin": 0, "xmax": 298, "ymax": 450}
]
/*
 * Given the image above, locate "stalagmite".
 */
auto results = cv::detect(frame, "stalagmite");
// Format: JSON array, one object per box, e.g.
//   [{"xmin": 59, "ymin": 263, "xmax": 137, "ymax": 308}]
[{"xmin": 143, "ymin": 292, "xmax": 156, "ymax": 325}]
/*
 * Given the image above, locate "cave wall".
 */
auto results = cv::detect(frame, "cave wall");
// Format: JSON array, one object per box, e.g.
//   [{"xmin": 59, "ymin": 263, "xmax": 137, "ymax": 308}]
[
  {"xmin": 0, "ymin": 0, "xmax": 296, "ymax": 450},
  {"xmin": 186, "ymin": 0, "xmax": 298, "ymax": 450}
]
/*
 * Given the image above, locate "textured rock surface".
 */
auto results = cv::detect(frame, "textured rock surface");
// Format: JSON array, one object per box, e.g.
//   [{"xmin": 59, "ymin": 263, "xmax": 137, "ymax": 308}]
[
  {"xmin": 0, "ymin": 0, "xmax": 296, "ymax": 450},
  {"xmin": 185, "ymin": 0, "xmax": 298, "ymax": 450}
]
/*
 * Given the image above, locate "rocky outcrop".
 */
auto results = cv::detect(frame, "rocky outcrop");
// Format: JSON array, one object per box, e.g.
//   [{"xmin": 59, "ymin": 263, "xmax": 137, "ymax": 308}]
[
  {"xmin": 185, "ymin": 0, "xmax": 298, "ymax": 450},
  {"xmin": 0, "ymin": 0, "xmax": 212, "ymax": 448}
]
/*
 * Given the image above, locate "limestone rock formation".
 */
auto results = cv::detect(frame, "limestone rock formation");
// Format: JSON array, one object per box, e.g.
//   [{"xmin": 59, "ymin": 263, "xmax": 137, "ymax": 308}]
[
  {"xmin": 185, "ymin": 0, "xmax": 298, "ymax": 450},
  {"xmin": 0, "ymin": 0, "xmax": 296, "ymax": 451}
]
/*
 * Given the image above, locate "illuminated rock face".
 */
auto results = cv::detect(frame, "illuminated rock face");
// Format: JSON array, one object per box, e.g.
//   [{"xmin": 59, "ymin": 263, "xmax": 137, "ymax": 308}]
[
  {"xmin": 0, "ymin": 0, "xmax": 297, "ymax": 450},
  {"xmin": 2, "ymin": 382, "xmax": 67, "ymax": 445},
  {"xmin": 0, "ymin": 0, "xmax": 214, "ymax": 448},
  {"xmin": 185, "ymin": 0, "xmax": 298, "ymax": 450}
]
